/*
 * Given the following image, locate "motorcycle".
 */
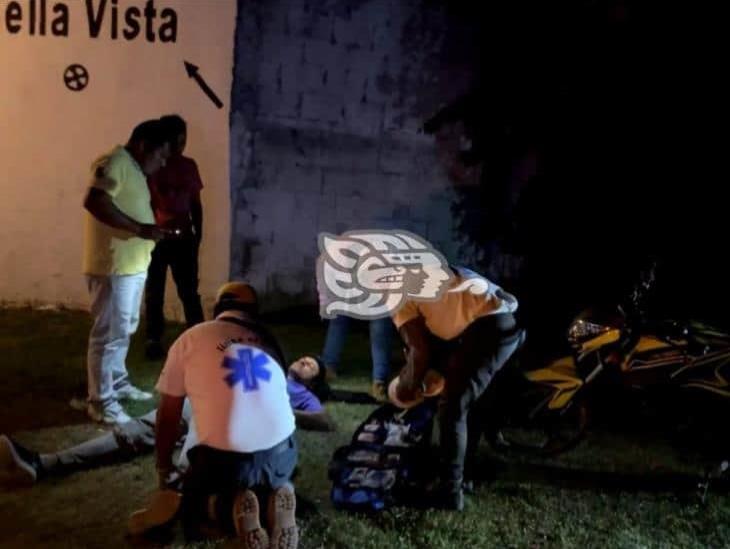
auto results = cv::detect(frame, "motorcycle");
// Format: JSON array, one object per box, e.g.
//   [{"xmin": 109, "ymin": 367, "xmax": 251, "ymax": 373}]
[{"xmin": 486, "ymin": 264, "xmax": 730, "ymax": 460}]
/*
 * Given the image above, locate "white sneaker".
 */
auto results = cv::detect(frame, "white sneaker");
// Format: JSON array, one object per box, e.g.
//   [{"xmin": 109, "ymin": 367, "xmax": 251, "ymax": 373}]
[
  {"xmin": 87, "ymin": 401, "xmax": 131, "ymax": 425},
  {"xmin": 116, "ymin": 385, "xmax": 154, "ymax": 401}
]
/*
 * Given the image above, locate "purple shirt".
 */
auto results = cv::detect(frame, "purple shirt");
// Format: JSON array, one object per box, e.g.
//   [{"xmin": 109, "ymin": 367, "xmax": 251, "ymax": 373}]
[{"xmin": 287, "ymin": 378, "xmax": 323, "ymax": 413}]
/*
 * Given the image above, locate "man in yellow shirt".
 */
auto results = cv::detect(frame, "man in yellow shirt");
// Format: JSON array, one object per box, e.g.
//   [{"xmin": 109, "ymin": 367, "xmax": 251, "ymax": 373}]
[
  {"xmin": 82, "ymin": 120, "xmax": 170, "ymax": 425},
  {"xmin": 392, "ymin": 266, "xmax": 522, "ymax": 510}
]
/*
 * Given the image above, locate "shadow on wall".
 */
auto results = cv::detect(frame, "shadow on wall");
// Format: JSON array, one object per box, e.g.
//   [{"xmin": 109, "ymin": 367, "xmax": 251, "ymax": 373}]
[{"xmin": 228, "ymin": 0, "xmax": 480, "ymax": 310}]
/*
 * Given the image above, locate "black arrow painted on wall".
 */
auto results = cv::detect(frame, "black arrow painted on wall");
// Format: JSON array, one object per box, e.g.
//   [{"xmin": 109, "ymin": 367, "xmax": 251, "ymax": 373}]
[{"xmin": 184, "ymin": 61, "xmax": 223, "ymax": 109}]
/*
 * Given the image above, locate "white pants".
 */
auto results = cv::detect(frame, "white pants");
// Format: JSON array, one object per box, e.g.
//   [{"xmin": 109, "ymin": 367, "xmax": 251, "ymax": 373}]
[{"xmin": 85, "ymin": 273, "xmax": 146, "ymax": 404}]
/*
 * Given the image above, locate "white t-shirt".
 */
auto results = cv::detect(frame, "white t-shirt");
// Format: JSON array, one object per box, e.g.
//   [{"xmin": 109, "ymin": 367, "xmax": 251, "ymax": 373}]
[{"xmin": 156, "ymin": 313, "xmax": 295, "ymax": 453}]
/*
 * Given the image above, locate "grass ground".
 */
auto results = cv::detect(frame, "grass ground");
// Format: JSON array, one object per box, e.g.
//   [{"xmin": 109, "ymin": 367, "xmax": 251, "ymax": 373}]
[{"xmin": 0, "ymin": 307, "xmax": 728, "ymax": 548}]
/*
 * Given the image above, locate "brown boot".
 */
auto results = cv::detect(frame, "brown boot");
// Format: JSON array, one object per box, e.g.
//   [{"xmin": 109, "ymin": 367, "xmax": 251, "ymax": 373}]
[
  {"xmin": 232, "ymin": 489, "xmax": 269, "ymax": 548},
  {"xmin": 267, "ymin": 483, "xmax": 298, "ymax": 549},
  {"xmin": 371, "ymin": 381, "xmax": 388, "ymax": 403}
]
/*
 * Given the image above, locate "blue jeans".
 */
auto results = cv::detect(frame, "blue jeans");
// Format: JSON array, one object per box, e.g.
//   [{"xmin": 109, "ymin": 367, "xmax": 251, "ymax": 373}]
[
  {"xmin": 321, "ymin": 316, "xmax": 395, "ymax": 383},
  {"xmin": 85, "ymin": 273, "xmax": 146, "ymax": 404},
  {"xmin": 181, "ymin": 437, "xmax": 297, "ymax": 540}
]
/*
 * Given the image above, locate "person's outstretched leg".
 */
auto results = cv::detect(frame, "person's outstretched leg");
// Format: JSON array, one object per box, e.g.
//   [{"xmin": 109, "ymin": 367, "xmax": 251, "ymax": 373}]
[{"xmin": 0, "ymin": 411, "xmax": 158, "ymax": 488}]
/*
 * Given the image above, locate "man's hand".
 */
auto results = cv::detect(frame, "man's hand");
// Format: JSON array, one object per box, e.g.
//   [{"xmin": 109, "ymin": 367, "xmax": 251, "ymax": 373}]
[
  {"xmin": 394, "ymin": 377, "xmax": 422, "ymax": 403},
  {"xmin": 136, "ymin": 223, "xmax": 167, "ymax": 242},
  {"xmin": 397, "ymin": 366, "xmax": 418, "ymax": 393},
  {"xmin": 155, "ymin": 393, "xmax": 185, "ymax": 488},
  {"xmin": 84, "ymin": 187, "xmax": 165, "ymax": 241},
  {"xmin": 191, "ymin": 194, "xmax": 203, "ymax": 248}
]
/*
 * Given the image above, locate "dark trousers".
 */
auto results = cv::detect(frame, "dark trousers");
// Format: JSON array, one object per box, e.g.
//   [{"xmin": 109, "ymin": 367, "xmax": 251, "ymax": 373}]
[
  {"xmin": 434, "ymin": 314, "xmax": 523, "ymax": 490},
  {"xmin": 181, "ymin": 437, "xmax": 298, "ymax": 540},
  {"xmin": 145, "ymin": 234, "xmax": 204, "ymax": 341}
]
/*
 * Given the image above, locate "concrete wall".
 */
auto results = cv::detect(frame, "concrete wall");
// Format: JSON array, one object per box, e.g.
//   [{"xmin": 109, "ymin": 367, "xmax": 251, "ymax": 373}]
[
  {"xmin": 0, "ymin": 0, "xmax": 236, "ymax": 315},
  {"xmin": 0, "ymin": 0, "xmax": 478, "ymax": 313},
  {"xmin": 230, "ymin": 0, "xmax": 475, "ymax": 309}
]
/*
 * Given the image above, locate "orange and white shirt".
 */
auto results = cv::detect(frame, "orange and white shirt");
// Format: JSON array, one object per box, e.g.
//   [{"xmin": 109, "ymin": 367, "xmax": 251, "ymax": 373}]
[
  {"xmin": 156, "ymin": 312, "xmax": 295, "ymax": 453},
  {"xmin": 393, "ymin": 267, "xmax": 518, "ymax": 341}
]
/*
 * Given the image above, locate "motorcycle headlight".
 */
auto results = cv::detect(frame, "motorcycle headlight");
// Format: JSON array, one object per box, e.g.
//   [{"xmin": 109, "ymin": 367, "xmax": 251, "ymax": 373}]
[{"xmin": 567, "ymin": 319, "xmax": 611, "ymax": 344}]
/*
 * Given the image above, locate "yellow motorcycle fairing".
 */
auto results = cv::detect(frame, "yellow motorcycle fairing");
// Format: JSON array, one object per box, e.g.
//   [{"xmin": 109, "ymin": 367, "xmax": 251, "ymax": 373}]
[
  {"xmin": 621, "ymin": 336, "xmax": 678, "ymax": 372},
  {"xmin": 676, "ymin": 349, "xmax": 730, "ymax": 398},
  {"xmin": 633, "ymin": 336, "xmax": 675, "ymax": 353},
  {"xmin": 524, "ymin": 356, "xmax": 583, "ymax": 410},
  {"xmin": 577, "ymin": 329, "xmax": 621, "ymax": 356}
]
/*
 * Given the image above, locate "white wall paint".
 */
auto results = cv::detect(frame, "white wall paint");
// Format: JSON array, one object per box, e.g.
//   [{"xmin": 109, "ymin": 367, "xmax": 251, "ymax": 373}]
[{"xmin": 0, "ymin": 0, "xmax": 236, "ymax": 316}]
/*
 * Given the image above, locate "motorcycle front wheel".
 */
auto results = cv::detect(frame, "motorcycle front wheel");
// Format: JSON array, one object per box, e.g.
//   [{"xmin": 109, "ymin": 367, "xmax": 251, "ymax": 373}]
[{"xmin": 485, "ymin": 393, "xmax": 590, "ymax": 458}]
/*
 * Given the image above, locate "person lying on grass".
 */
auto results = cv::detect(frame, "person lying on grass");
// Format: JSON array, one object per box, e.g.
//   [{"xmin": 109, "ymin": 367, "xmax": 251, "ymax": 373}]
[{"xmin": 0, "ymin": 354, "xmax": 334, "ymax": 489}]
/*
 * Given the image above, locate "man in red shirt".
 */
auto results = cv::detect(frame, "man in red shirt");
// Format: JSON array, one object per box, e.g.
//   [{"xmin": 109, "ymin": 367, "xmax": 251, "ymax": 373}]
[{"xmin": 145, "ymin": 115, "xmax": 205, "ymax": 359}]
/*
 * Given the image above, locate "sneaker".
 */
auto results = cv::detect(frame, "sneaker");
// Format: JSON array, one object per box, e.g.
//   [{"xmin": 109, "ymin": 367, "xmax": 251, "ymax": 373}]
[
  {"xmin": 371, "ymin": 381, "xmax": 388, "ymax": 403},
  {"xmin": 127, "ymin": 489, "xmax": 182, "ymax": 536},
  {"xmin": 87, "ymin": 401, "xmax": 131, "ymax": 425},
  {"xmin": 232, "ymin": 489, "xmax": 269, "ymax": 549},
  {"xmin": 268, "ymin": 484, "xmax": 298, "ymax": 549},
  {"xmin": 116, "ymin": 384, "xmax": 154, "ymax": 401},
  {"xmin": 145, "ymin": 340, "xmax": 166, "ymax": 361},
  {"xmin": 0, "ymin": 435, "xmax": 42, "ymax": 487}
]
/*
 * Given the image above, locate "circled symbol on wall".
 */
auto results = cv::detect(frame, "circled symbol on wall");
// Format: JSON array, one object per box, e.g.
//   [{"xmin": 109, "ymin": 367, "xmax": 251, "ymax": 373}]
[{"xmin": 64, "ymin": 64, "xmax": 90, "ymax": 92}]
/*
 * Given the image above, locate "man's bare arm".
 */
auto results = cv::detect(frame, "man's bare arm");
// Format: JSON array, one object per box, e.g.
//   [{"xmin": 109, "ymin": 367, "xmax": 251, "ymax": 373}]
[
  {"xmin": 294, "ymin": 410, "xmax": 337, "ymax": 432},
  {"xmin": 84, "ymin": 186, "xmax": 165, "ymax": 241},
  {"xmin": 397, "ymin": 317, "xmax": 431, "ymax": 400},
  {"xmin": 191, "ymin": 194, "xmax": 203, "ymax": 244},
  {"xmin": 155, "ymin": 393, "xmax": 185, "ymax": 486}
]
